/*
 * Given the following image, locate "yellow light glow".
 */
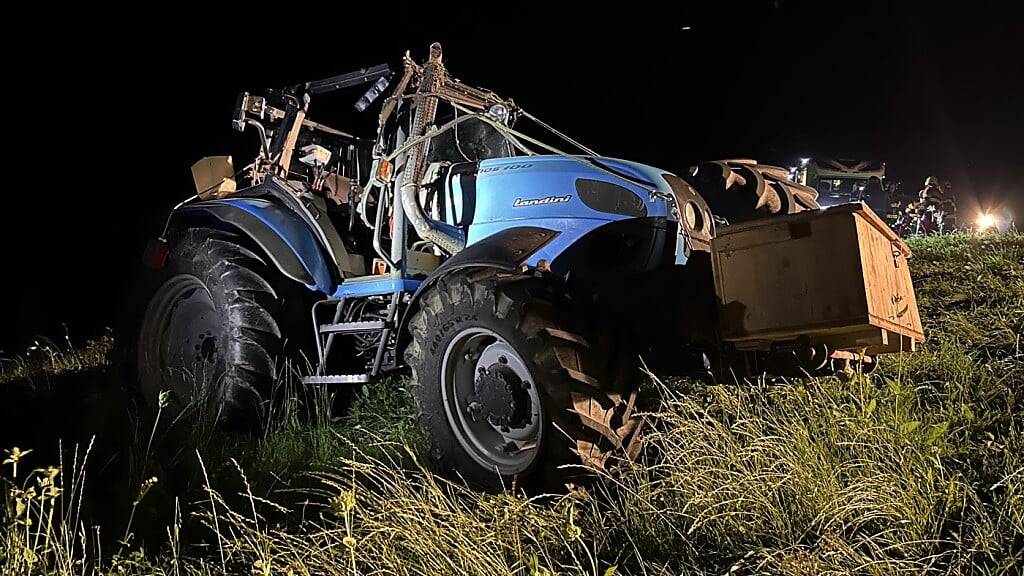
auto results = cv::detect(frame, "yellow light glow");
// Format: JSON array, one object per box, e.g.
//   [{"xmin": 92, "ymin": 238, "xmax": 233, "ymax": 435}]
[{"xmin": 976, "ymin": 213, "xmax": 997, "ymax": 230}]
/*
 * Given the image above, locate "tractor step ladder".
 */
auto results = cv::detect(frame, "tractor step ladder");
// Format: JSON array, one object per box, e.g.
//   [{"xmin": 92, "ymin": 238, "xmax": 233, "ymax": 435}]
[
  {"xmin": 302, "ymin": 374, "xmax": 372, "ymax": 384},
  {"xmin": 302, "ymin": 297, "xmax": 382, "ymax": 386},
  {"xmin": 302, "ymin": 277, "xmax": 421, "ymax": 386},
  {"xmin": 318, "ymin": 320, "xmax": 385, "ymax": 334}
]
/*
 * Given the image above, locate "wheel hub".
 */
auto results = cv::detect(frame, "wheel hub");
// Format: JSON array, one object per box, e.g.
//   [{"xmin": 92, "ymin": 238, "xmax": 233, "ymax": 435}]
[
  {"xmin": 471, "ymin": 363, "xmax": 532, "ymax": 429},
  {"xmin": 440, "ymin": 326, "xmax": 543, "ymax": 474},
  {"xmin": 138, "ymin": 275, "xmax": 222, "ymax": 410}
]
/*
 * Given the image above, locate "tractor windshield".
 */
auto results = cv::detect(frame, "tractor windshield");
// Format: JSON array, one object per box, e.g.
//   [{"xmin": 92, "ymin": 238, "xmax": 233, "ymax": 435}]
[{"xmin": 427, "ymin": 117, "xmax": 516, "ymax": 163}]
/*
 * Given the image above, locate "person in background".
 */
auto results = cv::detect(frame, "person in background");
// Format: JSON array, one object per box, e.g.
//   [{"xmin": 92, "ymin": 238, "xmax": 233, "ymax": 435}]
[
  {"xmin": 917, "ymin": 176, "xmax": 956, "ymax": 234},
  {"xmin": 940, "ymin": 180, "xmax": 957, "ymax": 230},
  {"xmin": 860, "ymin": 176, "xmax": 881, "ymax": 202}
]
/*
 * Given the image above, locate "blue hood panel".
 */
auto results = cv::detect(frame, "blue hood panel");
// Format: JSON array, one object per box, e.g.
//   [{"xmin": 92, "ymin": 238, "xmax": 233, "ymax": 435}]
[
  {"xmin": 468, "ymin": 156, "xmax": 672, "ymax": 229},
  {"xmin": 457, "ymin": 155, "xmax": 678, "ymax": 262}
]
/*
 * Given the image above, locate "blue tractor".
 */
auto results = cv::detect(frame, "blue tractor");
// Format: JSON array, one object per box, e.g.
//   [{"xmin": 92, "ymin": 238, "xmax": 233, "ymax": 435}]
[{"xmin": 130, "ymin": 44, "xmax": 820, "ymax": 489}]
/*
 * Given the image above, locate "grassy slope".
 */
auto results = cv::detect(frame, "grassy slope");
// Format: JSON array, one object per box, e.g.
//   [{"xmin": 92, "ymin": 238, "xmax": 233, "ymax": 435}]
[{"xmin": 2, "ymin": 233, "xmax": 1022, "ymax": 575}]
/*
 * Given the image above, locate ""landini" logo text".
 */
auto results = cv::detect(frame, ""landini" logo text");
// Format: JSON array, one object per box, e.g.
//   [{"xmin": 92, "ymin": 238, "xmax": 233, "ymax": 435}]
[{"xmin": 513, "ymin": 195, "xmax": 572, "ymax": 207}]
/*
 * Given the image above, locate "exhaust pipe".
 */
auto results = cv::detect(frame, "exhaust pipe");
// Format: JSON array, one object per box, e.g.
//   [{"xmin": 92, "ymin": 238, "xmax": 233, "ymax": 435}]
[{"xmin": 399, "ymin": 43, "xmax": 466, "ymax": 255}]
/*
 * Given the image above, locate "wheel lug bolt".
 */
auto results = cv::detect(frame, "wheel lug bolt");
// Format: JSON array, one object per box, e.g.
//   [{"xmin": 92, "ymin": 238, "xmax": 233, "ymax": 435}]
[{"xmin": 467, "ymin": 402, "xmax": 481, "ymax": 422}]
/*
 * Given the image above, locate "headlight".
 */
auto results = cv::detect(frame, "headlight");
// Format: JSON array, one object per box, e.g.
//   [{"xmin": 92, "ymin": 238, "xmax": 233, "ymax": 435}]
[{"xmin": 976, "ymin": 213, "xmax": 998, "ymax": 230}]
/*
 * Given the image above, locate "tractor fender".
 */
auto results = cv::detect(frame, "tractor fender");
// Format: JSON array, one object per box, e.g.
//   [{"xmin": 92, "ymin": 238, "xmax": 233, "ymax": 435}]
[
  {"xmin": 396, "ymin": 226, "xmax": 559, "ymax": 352},
  {"xmin": 171, "ymin": 198, "xmax": 336, "ymax": 292}
]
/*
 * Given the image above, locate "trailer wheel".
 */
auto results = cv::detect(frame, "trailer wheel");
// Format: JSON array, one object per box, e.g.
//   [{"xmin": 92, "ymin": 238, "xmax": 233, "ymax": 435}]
[
  {"xmin": 404, "ymin": 270, "xmax": 642, "ymax": 491},
  {"xmin": 133, "ymin": 228, "xmax": 285, "ymax": 429}
]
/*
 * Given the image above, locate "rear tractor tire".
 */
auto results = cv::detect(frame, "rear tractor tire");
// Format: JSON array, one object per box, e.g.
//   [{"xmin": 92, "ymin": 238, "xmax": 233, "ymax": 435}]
[
  {"xmin": 404, "ymin": 270, "xmax": 643, "ymax": 491},
  {"xmin": 133, "ymin": 227, "xmax": 287, "ymax": 429}
]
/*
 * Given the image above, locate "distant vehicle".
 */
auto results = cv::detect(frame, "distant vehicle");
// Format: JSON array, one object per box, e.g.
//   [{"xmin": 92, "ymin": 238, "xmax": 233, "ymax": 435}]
[{"xmin": 794, "ymin": 158, "xmax": 891, "ymax": 217}]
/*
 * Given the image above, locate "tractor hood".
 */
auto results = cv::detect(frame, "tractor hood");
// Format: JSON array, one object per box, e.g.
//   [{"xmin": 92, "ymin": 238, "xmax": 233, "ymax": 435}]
[
  {"xmin": 445, "ymin": 155, "xmax": 713, "ymax": 268},
  {"xmin": 466, "ymin": 155, "xmax": 674, "ymax": 229}
]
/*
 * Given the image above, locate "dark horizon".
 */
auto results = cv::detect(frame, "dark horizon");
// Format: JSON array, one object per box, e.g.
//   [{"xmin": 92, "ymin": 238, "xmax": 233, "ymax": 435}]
[{"xmin": 2, "ymin": 2, "xmax": 1021, "ymax": 351}]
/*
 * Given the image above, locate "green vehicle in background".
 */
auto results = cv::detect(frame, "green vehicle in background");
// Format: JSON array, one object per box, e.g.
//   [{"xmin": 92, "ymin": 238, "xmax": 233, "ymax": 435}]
[{"xmin": 794, "ymin": 158, "xmax": 891, "ymax": 216}]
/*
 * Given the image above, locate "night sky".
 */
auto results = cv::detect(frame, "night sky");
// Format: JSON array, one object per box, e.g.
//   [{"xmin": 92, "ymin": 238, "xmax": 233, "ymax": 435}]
[{"xmin": 2, "ymin": 2, "xmax": 1021, "ymax": 350}]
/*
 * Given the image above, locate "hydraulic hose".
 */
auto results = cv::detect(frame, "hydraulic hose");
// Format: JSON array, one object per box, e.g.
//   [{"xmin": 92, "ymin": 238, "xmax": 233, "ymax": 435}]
[{"xmin": 398, "ymin": 42, "xmax": 466, "ymax": 255}]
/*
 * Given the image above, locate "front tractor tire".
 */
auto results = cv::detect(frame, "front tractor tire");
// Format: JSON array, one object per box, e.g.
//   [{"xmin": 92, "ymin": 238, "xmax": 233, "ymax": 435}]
[
  {"xmin": 404, "ymin": 270, "xmax": 643, "ymax": 491},
  {"xmin": 134, "ymin": 227, "xmax": 285, "ymax": 429}
]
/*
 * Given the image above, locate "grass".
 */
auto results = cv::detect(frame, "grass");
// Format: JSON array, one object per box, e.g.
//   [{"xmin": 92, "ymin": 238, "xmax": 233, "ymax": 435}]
[
  {"xmin": 2, "ymin": 231, "xmax": 1022, "ymax": 575},
  {"xmin": 0, "ymin": 334, "xmax": 112, "ymax": 385}
]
